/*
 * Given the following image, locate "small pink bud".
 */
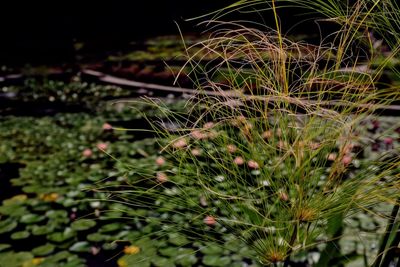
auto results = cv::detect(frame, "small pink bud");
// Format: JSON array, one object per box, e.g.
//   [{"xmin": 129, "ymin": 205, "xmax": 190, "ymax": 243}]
[
  {"xmin": 82, "ymin": 149, "xmax": 93, "ymax": 157},
  {"xmin": 327, "ymin": 153, "xmax": 337, "ymax": 161},
  {"xmin": 262, "ymin": 130, "xmax": 273, "ymax": 139},
  {"xmin": 203, "ymin": 122, "xmax": 215, "ymax": 129},
  {"xmin": 227, "ymin": 144, "xmax": 237, "ymax": 153},
  {"xmin": 233, "ymin": 156, "xmax": 245, "ymax": 165},
  {"xmin": 191, "ymin": 130, "xmax": 207, "ymax": 140},
  {"xmin": 276, "ymin": 128, "xmax": 282, "ymax": 137},
  {"xmin": 342, "ymin": 155, "xmax": 352, "ymax": 165},
  {"xmin": 70, "ymin": 212, "xmax": 77, "ymax": 220},
  {"xmin": 172, "ymin": 138, "xmax": 187, "ymax": 149},
  {"xmin": 97, "ymin": 143, "xmax": 108, "ymax": 151},
  {"xmin": 278, "ymin": 190, "xmax": 289, "ymax": 202},
  {"xmin": 248, "ymin": 160, "xmax": 259, "ymax": 169},
  {"xmin": 206, "ymin": 130, "xmax": 218, "ymax": 139},
  {"xmin": 204, "ymin": 215, "xmax": 216, "ymax": 226},
  {"xmin": 384, "ymin": 137, "xmax": 393, "ymax": 145},
  {"xmin": 155, "ymin": 156, "xmax": 166, "ymax": 166},
  {"xmin": 277, "ymin": 141, "xmax": 285, "ymax": 149},
  {"xmin": 102, "ymin": 123, "xmax": 113, "ymax": 130},
  {"xmin": 191, "ymin": 148, "xmax": 202, "ymax": 156},
  {"xmin": 156, "ymin": 172, "xmax": 168, "ymax": 183},
  {"xmin": 90, "ymin": 246, "xmax": 100, "ymax": 255},
  {"xmin": 309, "ymin": 142, "xmax": 320, "ymax": 150}
]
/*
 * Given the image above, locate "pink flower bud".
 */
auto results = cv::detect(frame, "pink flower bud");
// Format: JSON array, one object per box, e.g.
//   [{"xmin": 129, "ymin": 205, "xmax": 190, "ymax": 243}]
[
  {"xmin": 248, "ymin": 160, "xmax": 259, "ymax": 169},
  {"xmin": 97, "ymin": 143, "xmax": 108, "ymax": 151},
  {"xmin": 227, "ymin": 144, "xmax": 237, "ymax": 153},
  {"xmin": 172, "ymin": 138, "xmax": 187, "ymax": 149},
  {"xmin": 327, "ymin": 153, "xmax": 337, "ymax": 161},
  {"xmin": 191, "ymin": 148, "xmax": 202, "ymax": 156},
  {"xmin": 384, "ymin": 137, "xmax": 393, "ymax": 145},
  {"xmin": 156, "ymin": 172, "xmax": 168, "ymax": 183},
  {"xmin": 155, "ymin": 156, "xmax": 166, "ymax": 166},
  {"xmin": 102, "ymin": 123, "xmax": 113, "ymax": 130},
  {"xmin": 262, "ymin": 130, "xmax": 273, "ymax": 139},
  {"xmin": 342, "ymin": 155, "xmax": 352, "ymax": 165},
  {"xmin": 204, "ymin": 215, "xmax": 216, "ymax": 226},
  {"xmin": 233, "ymin": 156, "xmax": 245, "ymax": 165},
  {"xmin": 82, "ymin": 148, "xmax": 93, "ymax": 157},
  {"xmin": 191, "ymin": 130, "xmax": 207, "ymax": 140},
  {"xmin": 203, "ymin": 122, "xmax": 215, "ymax": 129}
]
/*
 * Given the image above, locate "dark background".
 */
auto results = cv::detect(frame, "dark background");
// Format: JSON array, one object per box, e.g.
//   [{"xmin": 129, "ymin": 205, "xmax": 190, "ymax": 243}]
[{"xmin": 0, "ymin": 1, "xmax": 324, "ymax": 65}]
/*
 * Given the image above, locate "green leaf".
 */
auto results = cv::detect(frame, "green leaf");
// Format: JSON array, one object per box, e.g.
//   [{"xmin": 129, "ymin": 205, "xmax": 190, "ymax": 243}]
[
  {"xmin": 0, "ymin": 205, "xmax": 28, "ymax": 217},
  {"xmin": 32, "ymin": 244, "xmax": 55, "ymax": 256},
  {"xmin": 0, "ymin": 252, "xmax": 33, "ymax": 267},
  {"xmin": 20, "ymin": 214, "xmax": 45, "ymax": 224},
  {"xmin": 69, "ymin": 241, "xmax": 90, "ymax": 253},
  {"xmin": 87, "ymin": 233, "xmax": 108, "ymax": 242},
  {"xmin": 99, "ymin": 223, "xmax": 122, "ymax": 233},
  {"xmin": 200, "ymin": 244, "xmax": 224, "ymax": 255},
  {"xmin": 151, "ymin": 257, "xmax": 176, "ymax": 267},
  {"xmin": 203, "ymin": 255, "xmax": 232, "ymax": 266},
  {"xmin": 0, "ymin": 219, "xmax": 17, "ymax": 234},
  {"xmin": 0, "ymin": 244, "xmax": 11, "ymax": 252},
  {"xmin": 71, "ymin": 219, "xmax": 97, "ymax": 231},
  {"xmin": 31, "ymin": 225, "xmax": 55, "ymax": 236},
  {"xmin": 175, "ymin": 249, "xmax": 197, "ymax": 266},
  {"xmin": 47, "ymin": 228, "xmax": 76, "ymax": 243},
  {"xmin": 168, "ymin": 233, "xmax": 189, "ymax": 246},
  {"xmin": 11, "ymin": 231, "xmax": 30, "ymax": 240}
]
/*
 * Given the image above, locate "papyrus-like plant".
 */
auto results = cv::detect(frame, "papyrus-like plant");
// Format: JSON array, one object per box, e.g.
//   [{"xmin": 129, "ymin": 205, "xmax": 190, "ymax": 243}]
[{"xmin": 111, "ymin": 1, "xmax": 400, "ymax": 266}]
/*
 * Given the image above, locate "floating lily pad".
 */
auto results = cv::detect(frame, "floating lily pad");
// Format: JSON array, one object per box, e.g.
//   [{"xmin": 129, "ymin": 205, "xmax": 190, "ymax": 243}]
[
  {"xmin": 69, "ymin": 241, "xmax": 90, "ymax": 253},
  {"xmin": 20, "ymin": 214, "xmax": 45, "ymax": 224},
  {"xmin": 203, "ymin": 255, "xmax": 232, "ymax": 266},
  {"xmin": 0, "ymin": 205, "xmax": 28, "ymax": 217},
  {"xmin": 175, "ymin": 249, "xmax": 197, "ymax": 266},
  {"xmin": 11, "ymin": 231, "xmax": 30, "ymax": 240},
  {"xmin": 71, "ymin": 219, "xmax": 97, "ymax": 231},
  {"xmin": 168, "ymin": 233, "xmax": 189, "ymax": 246},
  {"xmin": 200, "ymin": 243, "xmax": 224, "ymax": 255},
  {"xmin": 152, "ymin": 257, "xmax": 176, "ymax": 267},
  {"xmin": 87, "ymin": 233, "xmax": 108, "ymax": 242},
  {"xmin": 47, "ymin": 228, "xmax": 76, "ymax": 243},
  {"xmin": 0, "ymin": 251, "xmax": 33, "ymax": 267},
  {"xmin": 0, "ymin": 219, "xmax": 17, "ymax": 234},
  {"xmin": 0, "ymin": 244, "xmax": 11, "ymax": 252},
  {"xmin": 99, "ymin": 223, "xmax": 122, "ymax": 233},
  {"xmin": 31, "ymin": 224, "xmax": 55, "ymax": 236},
  {"xmin": 32, "ymin": 244, "xmax": 55, "ymax": 256}
]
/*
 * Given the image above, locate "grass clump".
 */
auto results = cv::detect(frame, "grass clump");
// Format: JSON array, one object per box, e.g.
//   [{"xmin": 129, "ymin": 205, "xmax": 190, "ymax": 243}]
[{"xmin": 111, "ymin": 1, "xmax": 400, "ymax": 266}]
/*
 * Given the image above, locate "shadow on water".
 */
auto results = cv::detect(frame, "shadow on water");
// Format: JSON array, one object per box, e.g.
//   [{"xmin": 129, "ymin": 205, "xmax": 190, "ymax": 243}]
[{"xmin": 0, "ymin": 162, "xmax": 25, "ymax": 201}]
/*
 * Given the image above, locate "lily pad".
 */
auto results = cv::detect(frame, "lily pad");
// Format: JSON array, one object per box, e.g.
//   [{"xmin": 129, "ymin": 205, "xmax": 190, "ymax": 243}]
[
  {"xmin": 71, "ymin": 219, "xmax": 97, "ymax": 231},
  {"xmin": 168, "ymin": 233, "xmax": 189, "ymax": 246},
  {"xmin": 152, "ymin": 257, "xmax": 176, "ymax": 267},
  {"xmin": 99, "ymin": 223, "xmax": 122, "ymax": 233},
  {"xmin": 200, "ymin": 243, "xmax": 224, "ymax": 255},
  {"xmin": 69, "ymin": 241, "xmax": 90, "ymax": 253},
  {"xmin": 11, "ymin": 231, "xmax": 30, "ymax": 240},
  {"xmin": 175, "ymin": 249, "xmax": 197, "ymax": 266},
  {"xmin": 32, "ymin": 244, "xmax": 55, "ymax": 256},
  {"xmin": 31, "ymin": 224, "xmax": 55, "ymax": 236},
  {"xmin": 20, "ymin": 214, "xmax": 45, "ymax": 224},
  {"xmin": 0, "ymin": 252, "xmax": 33, "ymax": 267},
  {"xmin": 0, "ymin": 219, "xmax": 17, "ymax": 234},
  {"xmin": 87, "ymin": 233, "xmax": 108, "ymax": 242},
  {"xmin": 0, "ymin": 244, "xmax": 11, "ymax": 252},
  {"xmin": 203, "ymin": 255, "xmax": 232, "ymax": 266},
  {"xmin": 47, "ymin": 228, "xmax": 76, "ymax": 243}
]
